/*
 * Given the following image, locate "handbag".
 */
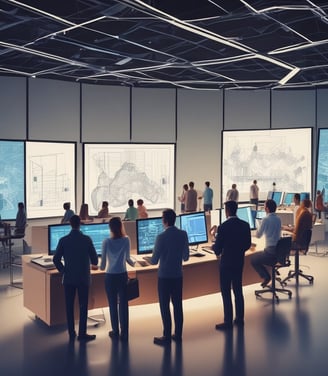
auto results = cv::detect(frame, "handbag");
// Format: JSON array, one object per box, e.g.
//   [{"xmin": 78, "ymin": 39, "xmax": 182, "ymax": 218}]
[{"xmin": 127, "ymin": 278, "xmax": 139, "ymax": 301}]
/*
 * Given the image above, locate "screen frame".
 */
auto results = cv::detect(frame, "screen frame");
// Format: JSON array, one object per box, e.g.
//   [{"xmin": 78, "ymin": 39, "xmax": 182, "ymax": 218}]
[{"xmin": 179, "ymin": 211, "xmax": 208, "ymax": 246}]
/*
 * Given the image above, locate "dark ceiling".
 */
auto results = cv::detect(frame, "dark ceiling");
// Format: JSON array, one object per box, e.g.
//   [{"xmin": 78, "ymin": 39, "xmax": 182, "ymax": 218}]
[{"xmin": 1, "ymin": 0, "xmax": 328, "ymax": 90}]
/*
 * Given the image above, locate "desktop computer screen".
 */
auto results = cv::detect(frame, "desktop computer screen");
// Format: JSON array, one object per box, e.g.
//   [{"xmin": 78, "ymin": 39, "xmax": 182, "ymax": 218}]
[
  {"xmin": 300, "ymin": 192, "xmax": 310, "ymax": 201},
  {"xmin": 48, "ymin": 222, "xmax": 109, "ymax": 256},
  {"xmin": 272, "ymin": 191, "xmax": 283, "ymax": 206},
  {"xmin": 283, "ymin": 192, "xmax": 296, "ymax": 206},
  {"xmin": 136, "ymin": 217, "xmax": 164, "ymax": 255},
  {"xmin": 221, "ymin": 206, "xmax": 256, "ymax": 230},
  {"xmin": 180, "ymin": 211, "xmax": 208, "ymax": 246}
]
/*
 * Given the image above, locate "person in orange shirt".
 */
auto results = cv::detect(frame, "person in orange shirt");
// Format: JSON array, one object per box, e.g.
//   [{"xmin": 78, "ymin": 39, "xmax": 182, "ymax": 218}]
[
  {"xmin": 137, "ymin": 199, "xmax": 148, "ymax": 218},
  {"xmin": 292, "ymin": 199, "xmax": 313, "ymax": 250}
]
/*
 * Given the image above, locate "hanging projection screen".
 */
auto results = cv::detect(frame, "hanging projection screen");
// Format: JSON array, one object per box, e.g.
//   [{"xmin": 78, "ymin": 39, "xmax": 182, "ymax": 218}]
[
  {"xmin": 316, "ymin": 128, "xmax": 328, "ymax": 202},
  {"xmin": 84, "ymin": 143, "xmax": 175, "ymax": 215},
  {"xmin": 26, "ymin": 141, "xmax": 76, "ymax": 218},
  {"xmin": 222, "ymin": 128, "xmax": 312, "ymax": 203},
  {"xmin": 0, "ymin": 140, "xmax": 25, "ymax": 220}
]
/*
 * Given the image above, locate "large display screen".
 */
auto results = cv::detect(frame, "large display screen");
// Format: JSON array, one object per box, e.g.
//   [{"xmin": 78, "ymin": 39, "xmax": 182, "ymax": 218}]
[
  {"xmin": 317, "ymin": 129, "xmax": 328, "ymax": 202},
  {"xmin": 180, "ymin": 211, "xmax": 208, "ymax": 246},
  {"xmin": 84, "ymin": 143, "xmax": 175, "ymax": 215},
  {"xmin": 0, "ymin": 140, "xmax": 25, "ymax": 220},
  {"xmin": 48, "ymin": 222, "xmax": 109, "ymax": 256},
  {"xmin": 26, "ymin": 141, "xmax": 76, "ymax": 219},
  {"xmin": 222, "ymin": 128, "xmax": 312, "ymax": 204}
]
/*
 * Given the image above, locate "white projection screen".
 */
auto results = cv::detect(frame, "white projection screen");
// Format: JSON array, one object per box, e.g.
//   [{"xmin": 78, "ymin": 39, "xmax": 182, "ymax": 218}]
[
  {"xmin": 26, "ymin": 141, "xmax": 76, "ymax": 218},
  {"xmin": 222, "ymin": 128, "xmax": 312, "ymax": 203},
  {"xmin": 84, "ymin": 143, "xmax": 175, "ymax": 215}
]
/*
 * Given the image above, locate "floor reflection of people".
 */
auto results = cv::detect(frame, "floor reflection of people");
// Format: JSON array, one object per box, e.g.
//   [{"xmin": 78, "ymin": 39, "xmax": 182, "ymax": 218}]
[
  {"xmin": 107, "ymin": 339, "xmax": 131, "ymax": 375},
  {"xmin": 221, "ymin": 328, "xmax": 246, "ymax": 376},
  {"xmin": 159, "ymin": 342, "xmax": 183, "ymax": 376},
  {"xmin": 294, "ymin": 285, "xmax": 311, "ymax": 354},
  {"xmin": 64, "ymin": 341, "xmax": 89, "ymax": 376}
]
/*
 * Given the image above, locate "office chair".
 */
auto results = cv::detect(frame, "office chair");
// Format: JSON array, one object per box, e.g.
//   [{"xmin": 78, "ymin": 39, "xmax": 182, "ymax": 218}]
[
  {"xmin": 281, "ymin": 229, "xmax": 314, "ymax": 285},
  {"xmin": 255, "ymin": 236, "xmax": 293, "ymax": 303}
]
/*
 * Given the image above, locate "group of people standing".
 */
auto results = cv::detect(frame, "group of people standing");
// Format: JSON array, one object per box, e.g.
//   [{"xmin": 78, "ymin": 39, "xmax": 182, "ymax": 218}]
[
  {"xmin": 178, "ymin": 181, "xmax": 214, "ymax": 213},
  {"xmin": 53, "ymin": 209, "xmax": 189, "ymax": 345}
]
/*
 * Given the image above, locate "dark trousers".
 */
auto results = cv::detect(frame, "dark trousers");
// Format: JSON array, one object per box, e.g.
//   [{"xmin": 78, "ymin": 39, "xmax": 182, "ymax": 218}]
[
  {"xmin": 251, "ymin": 250, "xmax": 277, "ymax": 280},
  {"xmin": 220, "ymin": 265, "xmax": 244, "ymax": 324},
  {"xmin": 158, "ymin": 277, "xmax": 183, "ymax": 338},
  {"xmin": 105, "ymin": 272, "xmax": 129, "ymax": 338},
  {"xmin": 64, "ymin": 283, "xmax": 89, "ymax": 337}
]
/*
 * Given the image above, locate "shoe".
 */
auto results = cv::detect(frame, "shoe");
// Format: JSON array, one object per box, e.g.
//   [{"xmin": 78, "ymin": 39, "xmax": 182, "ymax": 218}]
[
  {"xmin": 172, "ymin": 334, "xmax": 182, "ymax": 343},
  {"xmin": 108, "ymin": 331, "xmax": 119, "ymax": 339},
  {"xmin": 233, "ymin": 319, "xmax": 244, "ymax": 327},
  {"xmin": 153, "ymin": 336, "xmax": 171, "ymax": 346},
  {"xmin": 261, "ymin": 278, "xmax": 271, "ymax": 288},
  {"xmin": 215, "ymin": 323, "xmax": 233, "ymax": 331},
  {"xmin": 77, "ymin": 334, "xmax": 96, "ymax": 342}
]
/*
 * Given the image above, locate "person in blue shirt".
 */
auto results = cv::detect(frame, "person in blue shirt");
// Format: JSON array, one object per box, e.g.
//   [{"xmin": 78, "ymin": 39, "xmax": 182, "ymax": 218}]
[
  {"xmin": 250, "ymin": 199, "xmax": 281, "ymax": 287},
  {"xmin": 150, "ymin": 209, "xmax": 189, "ymax": 345},
  {"xmin": 202, "ymin": 181, "xmax": 214, "ymax": 212},
  {"xmin": 100, "ymin": 217, "xmax": 135, "ymax": 341},
  {"xmin": 61, "ymin": 202, "xmax": 75, "ymax": 224}
]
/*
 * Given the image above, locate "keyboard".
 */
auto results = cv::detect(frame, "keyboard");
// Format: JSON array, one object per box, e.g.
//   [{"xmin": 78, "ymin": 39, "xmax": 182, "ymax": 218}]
[{"xmin": 143, "ymin": 256, "xmax": 152, "ymax": 264}]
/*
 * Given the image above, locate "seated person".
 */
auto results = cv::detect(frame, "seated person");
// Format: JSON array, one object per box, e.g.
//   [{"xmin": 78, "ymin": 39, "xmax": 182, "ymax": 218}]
[
  {"xmin": 123, "ymin": 199, "xmax": 138, "ymax": 221},
  {"xmin": 14, "ymin": 202, "xmax": 26, "ymax": 236},
  {"xmin": 61, "ymin": 202, "xmax": 75, "ymax": 224},
  {"xmin": 98, "ymin": 201, "xmax": 110, "ymax": 219},
  {"xmin": 250, "ymin": 199, "xmax": 282, "ymax": 287},
  {"xmin": 137, "ymin": 199, "xmax": 148, "ymax": 218},
  {"xmin": 79, "ymin": 203, "xmax": 93, "ymax": 222},
  {"xmin": 291, "ymin": 199, "xmax": 313, "ymax": 252},
  {"xmin": 281, "ymin": 193, "xmax": 300, "ymax": 231}
]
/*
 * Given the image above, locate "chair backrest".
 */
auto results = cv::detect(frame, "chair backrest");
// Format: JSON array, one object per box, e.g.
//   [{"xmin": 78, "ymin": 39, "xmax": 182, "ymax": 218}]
[
  {"xmin": 297, "ymin": 229, "xmax": 312, "ymax": 251},
  {"xmin": 275, "ymin": 236, "xmax": 292, "ymax": 265}
]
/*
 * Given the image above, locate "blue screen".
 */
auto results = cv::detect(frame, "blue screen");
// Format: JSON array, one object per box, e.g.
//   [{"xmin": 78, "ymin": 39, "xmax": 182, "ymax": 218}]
[
  {"xmin": 221, "ymin": 206, "xmax": 255, "ymax": 230},
  {"xmin": 283, "ymin": 192, "xmax": 295, "ymax": 205},
  {"xmin": 48, "ymin": 222, "xmax": 109, "ymax": 256},
  {"xmin": 136, "ymin": 217, "xmax": 165, "ymax": 255},
  {"xmin": 0, "ymin": 140, "xmax": 25, "ymax": 220},
  {"xmin": 180, "ymin": 211, "xmax": 208, "ymax": 246},
  {"xmin": 272, "ymin": 191, "xmax": 282, "ymax": 206},
  {"xmin": 300, "ymin": 192, "xmax": 310, "ymax": 201}
]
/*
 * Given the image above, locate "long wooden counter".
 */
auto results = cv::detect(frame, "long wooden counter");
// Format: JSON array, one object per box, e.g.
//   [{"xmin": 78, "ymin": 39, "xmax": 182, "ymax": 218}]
[{"xmin": 22, "ymin": 248, "xmax": 261, "ymax": 326}]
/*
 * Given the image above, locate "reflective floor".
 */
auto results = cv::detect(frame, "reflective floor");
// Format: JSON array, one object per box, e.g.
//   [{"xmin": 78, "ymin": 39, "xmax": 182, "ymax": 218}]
[{"xmin": 1, "ymin": 243, "xmax": 328, "ymax": 376}]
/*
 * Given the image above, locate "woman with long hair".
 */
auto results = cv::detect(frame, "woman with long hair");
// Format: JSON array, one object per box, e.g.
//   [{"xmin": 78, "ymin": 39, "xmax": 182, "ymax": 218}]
[{"xmin": 100, "ymin": 217, "xmax": 135, "ymax": 341}]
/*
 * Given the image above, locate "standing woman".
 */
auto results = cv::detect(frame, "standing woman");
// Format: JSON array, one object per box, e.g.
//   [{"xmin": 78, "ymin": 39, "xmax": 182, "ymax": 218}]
[
  {"xmin": 178, "ymin": 184, "xmax": 188, "ymax": 213},
  {"xmin": 100, "ymin": 217, "xmax": 135, "ymax": 341}
]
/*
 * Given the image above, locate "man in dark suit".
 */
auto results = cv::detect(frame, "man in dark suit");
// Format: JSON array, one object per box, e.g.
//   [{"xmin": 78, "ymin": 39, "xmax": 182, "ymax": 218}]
[
  {"xmin": 212, "ymin": 201, "xmax": 251, "ymax": 330},
  {"xmin": 53, "ymin": 215, "xmax": 99, "ymax": 341}
]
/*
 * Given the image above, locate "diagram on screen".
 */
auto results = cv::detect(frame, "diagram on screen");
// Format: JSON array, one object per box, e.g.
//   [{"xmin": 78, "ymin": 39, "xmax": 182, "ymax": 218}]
[
  {"xmin": 26, "ymin": 142, "xmax": 75, "ymax": 218},
  {"xmin": 84, "ymin": 144, "xmax": 175, "ymax": 214},
  {"xmin": 222, "ymin": 129, "xmax": 312, "ymax": 201}
]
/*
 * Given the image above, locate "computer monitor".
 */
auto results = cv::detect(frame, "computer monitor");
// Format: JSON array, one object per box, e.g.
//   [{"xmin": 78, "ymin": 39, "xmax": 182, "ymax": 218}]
[
  {"xmin": 221, "ymin": 205, "xmax": 256, "ymax": 230},
  {"xmin": 136, "ymin": 216, "xmax": 165, "ymax": 255},
  {"xmin": 180, "ymin": 211, "xmax": 208, "ymax": 246},
  {"xmin": 283, "ymin": 192, "xmax": 296, "ymax": 206},
  {"xmin": 300, "ymin": 192, "xmax": 310, "ymax": 201},
  {"xmin": 48, "ymin": 222, "xmax": 109, "ymax": 256},
  {"xmin": 267, "ymin": 191, "xmax": 273, "ymax": 200},
  {"xmin": 272, "ymin": 191, "xmax": 283, "ymax": 206}
]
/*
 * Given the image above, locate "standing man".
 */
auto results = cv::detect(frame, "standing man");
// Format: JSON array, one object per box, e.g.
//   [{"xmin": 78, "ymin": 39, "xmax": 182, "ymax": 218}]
[
  {"xmin": 53, "ymin": 215, "xmax": 98, "ymax": 342},
  {"xmin": 185, "ymin": 181, "xmax": 198, "ymax": 212},
  {"xmin": 150, "ymin": 209, "xmax": 189, "ymax": 345},
  {"xmin": 201, "ymin": 181, "xmax": 214, "ymax": 212},
  {"xmin": 250, "ymin": 199, "xmax": 281, "ymax": 287},
  {"xmin": 226, "ymin": 184, "xmax": 239, "ymax": 202},
  {"xmin": 212, "ymin": 201, "xmax": 251, "ymax": 330},
  {"xmin": 250, "ymin": 180, "xmax": 259, "ymax": 209}
]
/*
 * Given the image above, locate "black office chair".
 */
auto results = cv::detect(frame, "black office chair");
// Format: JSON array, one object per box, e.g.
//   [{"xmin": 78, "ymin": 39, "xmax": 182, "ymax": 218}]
[
  {"xmin": 255, "ymin": 237, "xmax": 293, "ymax": 303},
  {"xmin": 281, "ymin": 229, "xmax": 314, "ymax": 285}
]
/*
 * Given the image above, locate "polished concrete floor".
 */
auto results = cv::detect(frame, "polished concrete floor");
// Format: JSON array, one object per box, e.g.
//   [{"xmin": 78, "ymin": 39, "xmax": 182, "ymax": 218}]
[{"xmin": 1, "ymin": 243, "xmax": 328, "ymax": 376}]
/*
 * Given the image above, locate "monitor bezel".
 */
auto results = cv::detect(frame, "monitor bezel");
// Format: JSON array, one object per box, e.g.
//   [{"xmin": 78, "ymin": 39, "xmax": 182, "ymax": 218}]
[{"xmin": 179, "ymin": 211, "xmax": 208, "ymax": 246}]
